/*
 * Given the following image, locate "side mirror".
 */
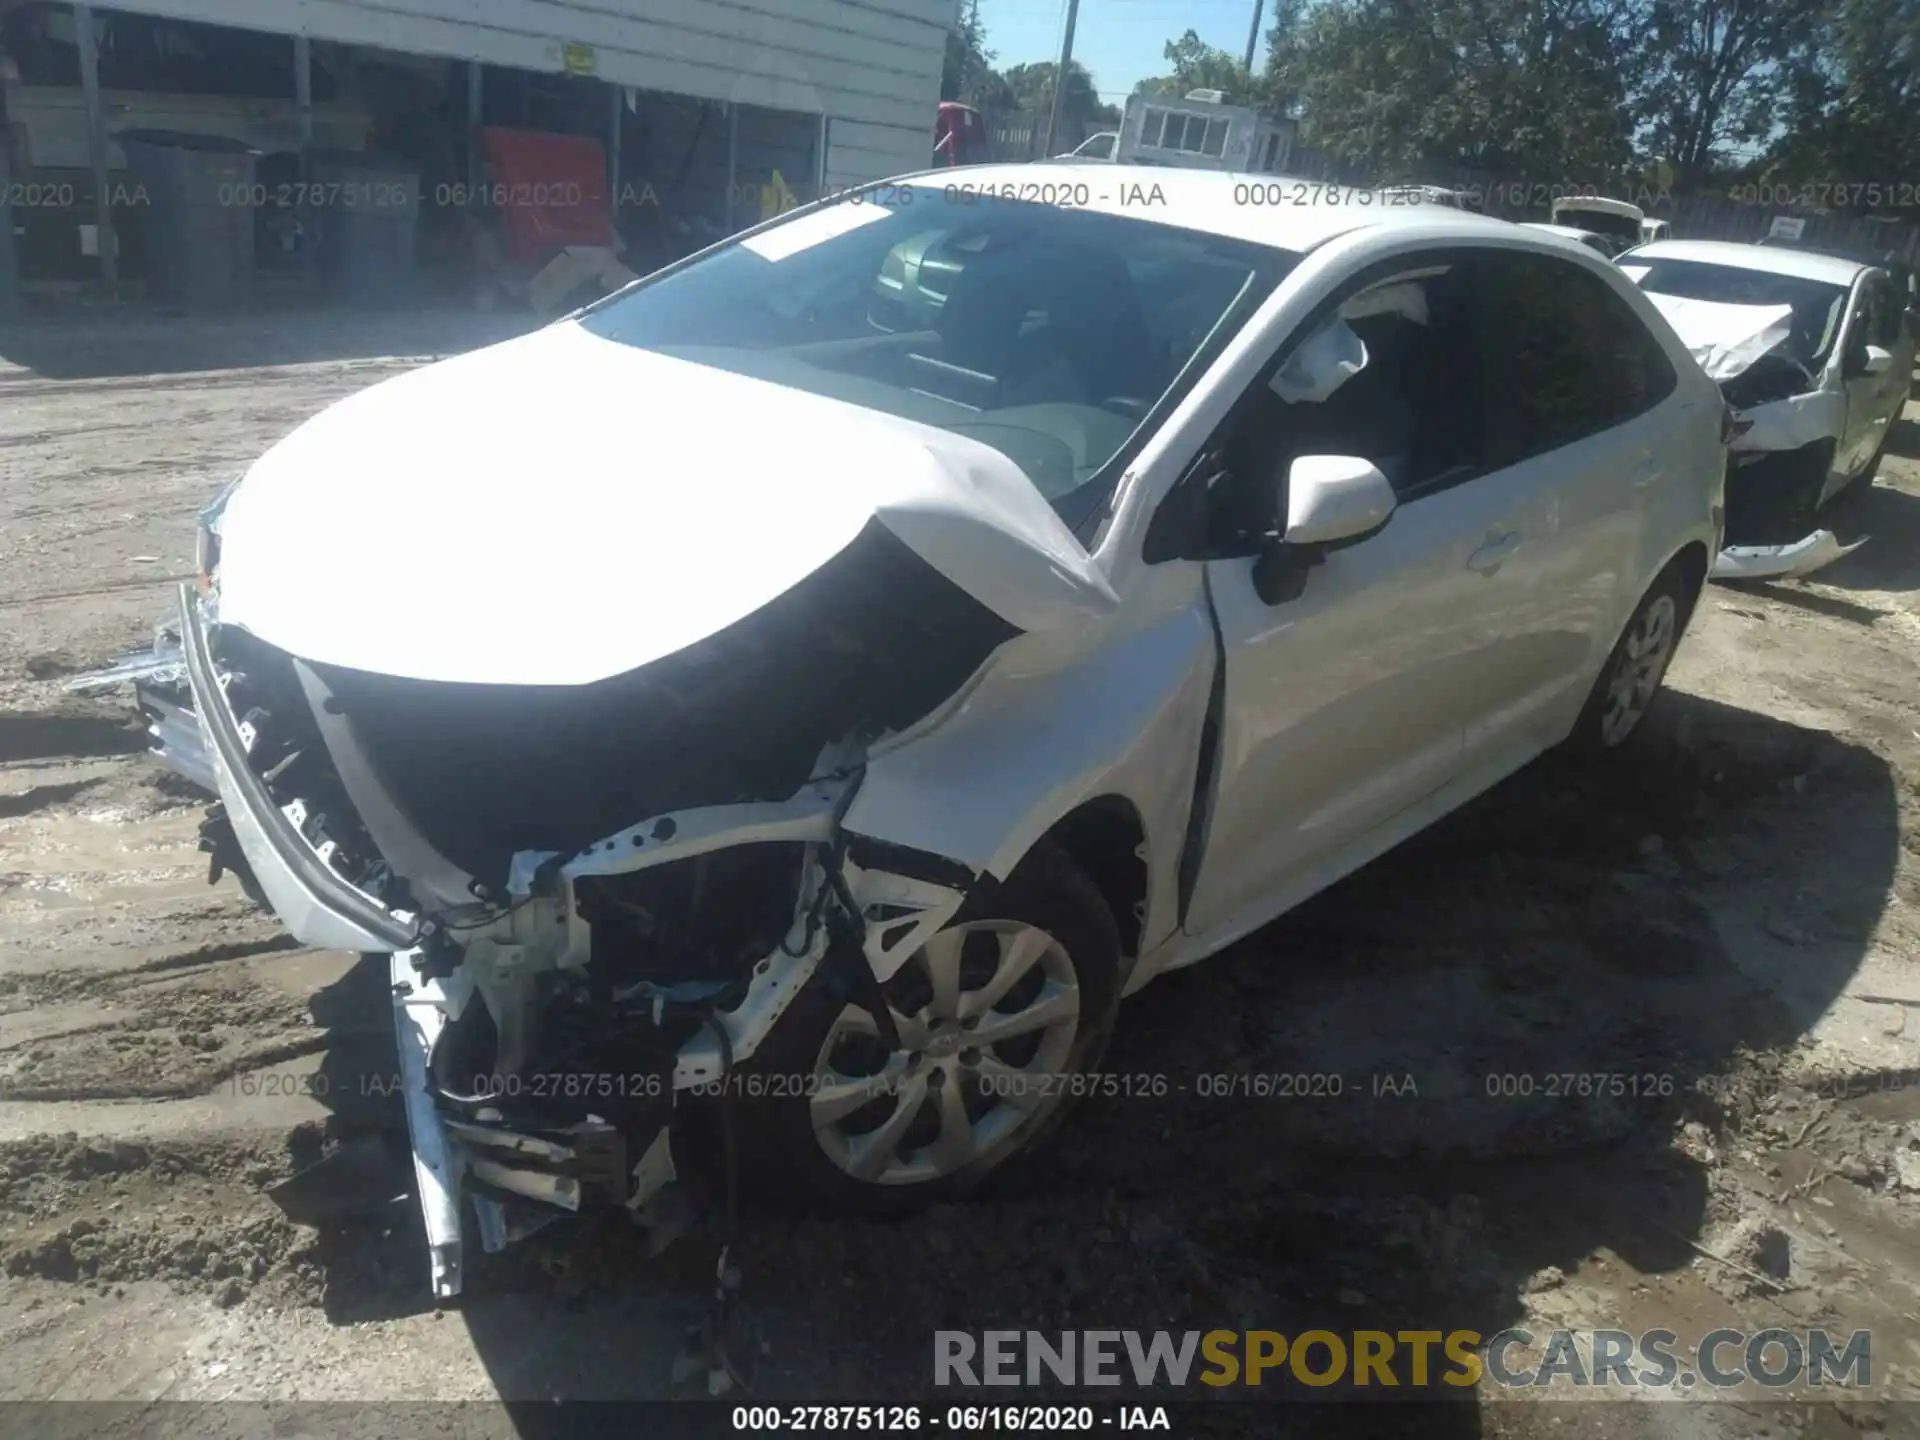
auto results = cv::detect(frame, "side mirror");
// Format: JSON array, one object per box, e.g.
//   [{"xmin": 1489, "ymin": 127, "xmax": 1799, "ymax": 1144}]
[
  {"xmin": 1283, "ymin": 454, "xmax": 1398, "ymax": 545},
  {"xmin": 1858, "ymin": 344, "xmax": 1894, "ymax": 377},
  {"xmin": 1252, "ymin": 455, "xmax": 1397, "ymax": 605}
]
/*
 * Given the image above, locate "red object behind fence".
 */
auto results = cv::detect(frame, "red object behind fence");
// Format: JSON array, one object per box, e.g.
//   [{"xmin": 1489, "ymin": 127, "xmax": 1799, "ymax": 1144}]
[
  {"xmin": 478, "ymin": 126, "xmax": 615, "ymax": 267},
  {"xmin": 933, "ymin": 103, "xmax": 993, "ymax": 167}
]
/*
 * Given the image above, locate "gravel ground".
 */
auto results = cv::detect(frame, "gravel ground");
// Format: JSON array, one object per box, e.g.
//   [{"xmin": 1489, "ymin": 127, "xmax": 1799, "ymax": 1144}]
[{"xmin": 1, "ymin": 310, "xmax": 1917, "ymax": 1438}]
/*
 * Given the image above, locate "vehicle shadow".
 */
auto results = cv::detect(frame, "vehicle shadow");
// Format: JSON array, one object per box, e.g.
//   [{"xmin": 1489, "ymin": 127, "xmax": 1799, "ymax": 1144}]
[
  {"xmin": 0, "ymin": 303, "xmax": 535, "ymax": 381},
  {"xmin": 1815, "ymin": 469, "xmax": 1920, "ymax": 594},
  {"xmin": 282, "ymin": 690, "xmax": 1894, "ymax": 1438},
  {"xmin": 1885, "ymin": 415, "xmax": 1919, "ymax": 461},
  {"xmin": 1718, "ymin": 582, "xmax": 1889, "ymax": 625}
]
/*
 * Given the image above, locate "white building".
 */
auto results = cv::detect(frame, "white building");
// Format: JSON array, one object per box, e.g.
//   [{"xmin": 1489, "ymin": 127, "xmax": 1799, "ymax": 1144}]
[
  {"xmin": 0, "ymin": 0, "xmax": 953, "ymax": 285},
  {"xmin": 81, "ymin": 0, "xmax": 952, "ymax": 187}
]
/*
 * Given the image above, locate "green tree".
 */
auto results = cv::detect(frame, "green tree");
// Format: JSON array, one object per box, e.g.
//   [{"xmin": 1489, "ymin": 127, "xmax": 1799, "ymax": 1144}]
[
  {"xmin": 1765, "ymin": 0, "xmax": 1920, "ymax": 203},
  {"xmin": 1134, "ymin": 29, "xmax": 1258, "ymax": 105},
  {"xmin": 998, "ymin": 60, "xmax": 1118, "ymax": 136},
  {"xmin": 1270, "ymin": 0, "xmax": 1639, "ymax": 184},
  {"xmin": 1260, "ymin": 0, "xmax": 1309, "ymax": 115},
  {"xmin": 941, "ymin": 0, "xmax": 998, "ymax": 105},
  {"xmin": 1632, "ymin": 0, "xmax": 1824, "ymax": 187}
]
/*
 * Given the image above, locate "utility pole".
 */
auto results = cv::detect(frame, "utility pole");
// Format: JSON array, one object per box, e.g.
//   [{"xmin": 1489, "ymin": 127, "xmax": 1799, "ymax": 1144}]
[
  {"xmin": 74, "ymin": 3, "xmax": 117, "ymax": 289},
  {"xmin": 1242, "ymin": 0, "xmax": 1265, "ymax": 74},
  {"xmin": 1043, "ymin": 0, "xmax": 1081, "ymax": 159}
]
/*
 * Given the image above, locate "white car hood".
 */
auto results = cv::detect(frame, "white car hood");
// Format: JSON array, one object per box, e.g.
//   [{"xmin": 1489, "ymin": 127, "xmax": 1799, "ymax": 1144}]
[
  {"xmin": 1640, "ymin": 291, "xmax": 1794, "ymax": 381},
  {"xmin": 216, "ymin": 321, "xmax": 1117, "ymax": 685}
]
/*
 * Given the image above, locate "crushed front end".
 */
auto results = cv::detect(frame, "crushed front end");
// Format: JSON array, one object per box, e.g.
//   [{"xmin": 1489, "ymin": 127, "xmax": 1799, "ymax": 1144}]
[
  {"xmin": 1711, "ymin": 349, "xmax": 1864, "ymax": 580},
  {"xmin": 130, "ymin": 517, "xmax": 1009, "ymax": 1299},
  {"xmin": 1640, "ymin": 291, "xmax": 1866, "ymax": 581}
]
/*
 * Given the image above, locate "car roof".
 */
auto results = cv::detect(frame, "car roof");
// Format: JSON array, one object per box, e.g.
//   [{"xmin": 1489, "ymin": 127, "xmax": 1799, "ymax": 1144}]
[
  {"xmin": 1761, "ymin": 239, "xmax": 1912, "ymax": 273},
  {"xmin": 1522, "ymin": 222, "xmax": 1604, "ymax": 241},
  {"xmin": 1552, "ymin": 196, "xmax": 1645, "ymax": 220},
  {"xmin": 1625, "ymin": 239, "xmax": 1873, "ymax": 286},
  {"xmin": 896, "ymin": 164, "xmax": 1522, "ymax": 252}
]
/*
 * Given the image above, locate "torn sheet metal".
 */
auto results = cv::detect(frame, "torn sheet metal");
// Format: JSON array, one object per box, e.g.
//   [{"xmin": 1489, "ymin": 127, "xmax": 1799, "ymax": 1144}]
[
  {"xmin": 1713, "ymin": 530, "xmax": 1866, "ymax": 581},
  {"xmin": 391, "ymin": 948, "xmax": 467, "ymax": 1300},
  {"xmin": 1734, "ymin": 388, "xmax": 1845, "ymax": 454},
  {"xmin": 1643, "ymin": 291, "xmax": 1793, "ymax": 381},
  {"xmin": 65, "ymin": 639, "xmax": 186, "ymax": 694},
  {"xmin": 504, "ymin": 785, "xmax": 843, "ymax": 897}
]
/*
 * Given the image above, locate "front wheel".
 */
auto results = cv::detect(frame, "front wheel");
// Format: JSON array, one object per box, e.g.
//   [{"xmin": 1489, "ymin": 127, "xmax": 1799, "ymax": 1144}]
[
  {"xmin": 715, "ymin": 841, "xmax": 1122, "ymax": 1214},
  {"xmin": 1852, "ymin": 424, "xmax": 1894, "ymax": 489},
  {"xmin": 1569, "ymin": 566, "xmax": 1691, "ymax": 752}
]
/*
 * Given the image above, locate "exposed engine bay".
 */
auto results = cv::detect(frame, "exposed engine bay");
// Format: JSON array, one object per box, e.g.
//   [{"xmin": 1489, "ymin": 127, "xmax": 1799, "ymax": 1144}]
[
  {"xmin": 80, "ymin": 511, "xmax": 1026, "ymax": 1300},
  {"xmin": 1638, "ymin": 289, "xmax": 1872, "ymax": 581}
]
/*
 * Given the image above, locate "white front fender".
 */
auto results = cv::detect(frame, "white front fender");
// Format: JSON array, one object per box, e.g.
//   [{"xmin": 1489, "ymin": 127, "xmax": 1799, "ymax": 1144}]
[{"xmin": 841, "ymin": 601, "xmax": 1217, "ymax": 956}]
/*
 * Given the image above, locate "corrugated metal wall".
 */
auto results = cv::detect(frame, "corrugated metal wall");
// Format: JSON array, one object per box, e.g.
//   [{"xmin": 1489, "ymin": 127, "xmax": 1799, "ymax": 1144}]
[{"xmin": 90, "ymin": 0, "xmax": 951, "ymax": 184}]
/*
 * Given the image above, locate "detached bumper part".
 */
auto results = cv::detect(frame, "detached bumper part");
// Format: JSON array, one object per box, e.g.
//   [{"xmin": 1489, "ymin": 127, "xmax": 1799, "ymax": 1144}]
[
  {"xmin": 1713, "ymin": 530, "xmax": 1867, "ymax": 581},
  {"xmin": 67, "ymin": 628, "xmax": 215, "ymax": 795},
  {"xmin": 392, "ymin": 951, "xmax": 684, "ymax": 1301},
  {"xmin": 393, "ymin": 951, "xmax": 468, "ymax": 1299},
  {"xmin": 176, "ymin": 584, "xmax": 419, "ymax": 954},
  {"xmin": 144, "ymin": 686, "xmax": 217, "ymax": 795},
  {"xmin": 1713, "ymin": 420, "xmax": 1861, "ymax": 583}
]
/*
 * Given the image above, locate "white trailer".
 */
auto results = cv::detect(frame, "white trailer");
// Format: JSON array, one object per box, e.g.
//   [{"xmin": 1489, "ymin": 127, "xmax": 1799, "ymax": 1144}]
[{"xmin": 1112, "ymin": 88, "xmax": 1293, "ymax": 173}]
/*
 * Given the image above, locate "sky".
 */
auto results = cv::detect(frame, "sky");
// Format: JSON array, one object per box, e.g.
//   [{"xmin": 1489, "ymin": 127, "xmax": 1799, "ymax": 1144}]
[{"xmin": 974, "ymin": 0, "xmax": 1270, "ymax": 103}]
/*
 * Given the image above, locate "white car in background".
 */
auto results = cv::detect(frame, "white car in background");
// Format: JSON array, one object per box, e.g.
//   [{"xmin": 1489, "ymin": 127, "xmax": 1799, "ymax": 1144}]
[
  {"xmin": 76, "ymin": 167, "xmax": 1725, "ymax": 1298},
  {"xmin": 1617, "ymin": 239, "xmax": 1915, "ymax": 579},
  {"xmin": 1056, "ymin": 131, "xmax": 1117, "ymax": 160},
  {"xmin": 1520, "ymin": 221, "xmax": 1622, "ymax": 258}
]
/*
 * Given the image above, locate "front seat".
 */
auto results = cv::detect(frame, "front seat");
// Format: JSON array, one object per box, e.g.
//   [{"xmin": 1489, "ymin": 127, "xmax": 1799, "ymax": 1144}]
[
  {"xmin": 920, "ymin": 254, "xmax": 1032, "ymax": 407},
  {"xmin": 1004, "ymin": 247, "xmax": 1161, "ymax": 408}
]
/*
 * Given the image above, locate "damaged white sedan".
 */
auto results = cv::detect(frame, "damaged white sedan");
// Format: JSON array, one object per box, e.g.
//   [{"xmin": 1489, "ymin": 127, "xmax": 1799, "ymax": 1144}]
[
  {"xmin": 1618, "ymin": 240, "xmax": 1915, "ymax": 581},
  {"xmin": 77, "ymin": 171, "xmax": 1726, "ymax": 1298}
]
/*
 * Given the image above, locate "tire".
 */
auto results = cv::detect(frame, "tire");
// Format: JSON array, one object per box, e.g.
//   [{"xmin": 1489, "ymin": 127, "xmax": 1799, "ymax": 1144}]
[
  {"xmin": 1853, "ymin": 428, "xmax": 1891, "ymax": 490},
  {"xmin": 1567, "ymin": 564, "xmax": 1692, "ymax": 754},
  {"xmin": 704, "ymin": 840, "xmax": 1122, "ymax": 1215}
]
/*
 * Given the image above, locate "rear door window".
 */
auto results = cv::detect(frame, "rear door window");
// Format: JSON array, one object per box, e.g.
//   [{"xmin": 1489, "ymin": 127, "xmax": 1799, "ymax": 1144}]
[
  {"xmin": 1474, "ymin": 250, "xmax": 1677, "ymax": 470},
  {"xmin": 1871, "ymin": 279, "xmax": 1904, "ymax": 347}
]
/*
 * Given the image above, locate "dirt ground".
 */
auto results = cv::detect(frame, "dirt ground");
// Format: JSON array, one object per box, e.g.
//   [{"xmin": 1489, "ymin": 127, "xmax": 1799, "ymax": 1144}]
[{"xmin": 1, "ymin": 308, "xmax": 1917, "ymax": 1438}]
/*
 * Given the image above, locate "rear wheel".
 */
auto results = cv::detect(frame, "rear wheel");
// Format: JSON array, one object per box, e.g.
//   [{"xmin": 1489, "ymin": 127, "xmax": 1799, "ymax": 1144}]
[
  {"xmin": 1568, "ymin": 565, "xmax": 1691, "ymax": 753},
  {"xmin": 717, "ymin": 841, "xmax": 1121, "ymax": 1214}
]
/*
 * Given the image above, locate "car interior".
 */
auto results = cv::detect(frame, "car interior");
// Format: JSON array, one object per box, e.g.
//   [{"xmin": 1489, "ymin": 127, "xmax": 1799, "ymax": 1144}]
[
  {"xmin": 603, "ymin": 205, "xmax": 1280, "ymax": 509},
  {"xmin": 1197, "ymin": 266, "xmax": 1483, "ymax": 553}
]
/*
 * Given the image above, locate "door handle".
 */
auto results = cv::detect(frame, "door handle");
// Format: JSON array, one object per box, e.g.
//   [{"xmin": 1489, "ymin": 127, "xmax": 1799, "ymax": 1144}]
[{"xmin": 1466, "ymin": 531, "xmax": 1522, "ymax": 574}]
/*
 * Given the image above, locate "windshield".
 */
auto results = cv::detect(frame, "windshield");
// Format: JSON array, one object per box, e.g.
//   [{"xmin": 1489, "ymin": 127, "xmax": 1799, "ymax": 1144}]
[
  {"xmin": 1623, "ymin": 256, "xmax": 1850, "ymax": 367},
  {"xmin": 578, "ymin": 186, "xmax": 1291, "ymax": 528}
]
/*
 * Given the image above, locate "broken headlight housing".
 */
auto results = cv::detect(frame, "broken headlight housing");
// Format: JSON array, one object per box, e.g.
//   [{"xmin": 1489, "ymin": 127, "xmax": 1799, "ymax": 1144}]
[{"xmin": 195, "ymin": 476, "xmax": 242, "ymax": 596}]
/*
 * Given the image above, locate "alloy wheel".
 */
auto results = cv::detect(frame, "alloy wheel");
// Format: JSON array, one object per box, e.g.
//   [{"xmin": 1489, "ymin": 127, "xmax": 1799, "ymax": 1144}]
[
  {"xmin": 809, "ymin": 920, "xmax": 1081, "ymax": 1186},
  {"xmin": 1599, "ymin": 593, "xmax": 1677, "ymax": 746}
]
